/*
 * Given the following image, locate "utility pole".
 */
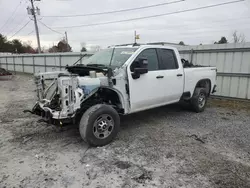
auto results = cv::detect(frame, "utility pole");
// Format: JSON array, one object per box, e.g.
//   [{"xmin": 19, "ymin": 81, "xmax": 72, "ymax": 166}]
[
  {"xmin": 134, "ymin": 31, "xmax": 136, "ymax": 44},
  {"xmin": 134, "ymin": 30, "xmax": 140, "ymax": 44},
  {"xmin": 27, "ymin": 0, "xmax": 41, "ymax": 53},
  {"xmin": 65, "ymin": 31, "xmax": 69, "ymax": 51}
]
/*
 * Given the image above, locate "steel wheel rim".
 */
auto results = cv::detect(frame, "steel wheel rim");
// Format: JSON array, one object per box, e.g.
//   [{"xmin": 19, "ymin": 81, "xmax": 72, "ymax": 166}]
[
  {"xmin": 198, "ymin": 93, "xmax": 206, "ymax": 108},
  {"xmin": 93, "ymin": 114, "xmax": 114, "ymax": 139}
]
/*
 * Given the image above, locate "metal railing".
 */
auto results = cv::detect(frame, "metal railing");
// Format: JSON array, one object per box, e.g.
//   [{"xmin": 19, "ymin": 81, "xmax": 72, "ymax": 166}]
[{"xmin": 0, "ymin": 52, "xmax": 92, "ymax": 74}]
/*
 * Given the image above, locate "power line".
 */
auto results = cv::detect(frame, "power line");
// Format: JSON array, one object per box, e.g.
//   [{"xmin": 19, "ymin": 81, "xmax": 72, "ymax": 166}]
[
  {"xmin": 6, "ymin": 17, "xmax": 29, "ymax": 37},
  {"xmin": 68, "ymin": 16, "xmax": 250, "ymax": 42},
  {"xmin": 52, "ymin": 0, "xmax": 245, "ymax": 29},
  {"xmin": 0, "ymin": 0, "xmax": 24, "ymax": 33},
  {"xmin": 80, "ymin": 26, "xmax": 250, "ymax": 45},
  {"xmin": 27, "ymin": 30, "xmax": 34, "ymax": 35},
  {"xmin": 8, "ymin": 20, "xmax": 31, "ymax": 39},
  {"xmin": 42, "ymin": 0, "xmax": 185, "ymax": 18},
  {"xmin": 143, "ymin": 16, "xmax": 250, "ymax": 33},
  {"xmin": 3, "ymin": 0, "xmax": 30, "ymax": 36},
  {"xmin": 76, "ymin": 24, "xmax": 250, "ymax": 43},
  {"xmin": 38, "ymin": 20, "xmax": 64, "ymax": 35}
]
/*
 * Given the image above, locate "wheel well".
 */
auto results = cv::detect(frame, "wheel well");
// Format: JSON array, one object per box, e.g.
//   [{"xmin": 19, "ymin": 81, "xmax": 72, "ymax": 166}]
[
  {"xmin": 194, "ymin": 79, "xmax": 211, "ymax": 96},
  {"xmin": 75, "ymin": 88, "xmax": 124, "ymax": 124},
  {"xmin": 98, "ymin": 88, "xmax": 124, "ymax": 113}
]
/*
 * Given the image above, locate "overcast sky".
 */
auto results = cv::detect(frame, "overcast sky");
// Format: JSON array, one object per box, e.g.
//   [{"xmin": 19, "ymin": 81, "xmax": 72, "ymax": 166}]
[{"xmin": 0, "ymin": 0, "xmax": 250, "ymax": 51}]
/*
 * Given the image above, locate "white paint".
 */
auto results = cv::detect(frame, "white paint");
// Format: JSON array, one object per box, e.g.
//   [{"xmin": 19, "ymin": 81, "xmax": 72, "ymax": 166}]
[{"xmin": 32, "ymin": 45, "xmax": 216, "ymax": 120}]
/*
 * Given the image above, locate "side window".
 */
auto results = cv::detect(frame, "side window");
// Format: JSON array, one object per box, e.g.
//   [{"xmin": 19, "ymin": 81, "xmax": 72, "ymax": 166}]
[
  {"xmin": 158, "ymin": 49, "xmax": 179, "ymax": 70},
  {"xmin": 134, "ymin": 49, "xmax": 159, "ymax": 71}
]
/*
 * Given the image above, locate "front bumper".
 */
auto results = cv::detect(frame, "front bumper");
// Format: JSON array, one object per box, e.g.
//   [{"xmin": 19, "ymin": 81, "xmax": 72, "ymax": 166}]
[{"xmin": 29, "ymin": 102, "xmax": 73, "ymax": 126}]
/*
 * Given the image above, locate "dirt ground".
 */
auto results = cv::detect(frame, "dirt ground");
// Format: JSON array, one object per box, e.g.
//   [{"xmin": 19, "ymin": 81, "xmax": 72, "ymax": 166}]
[{"xmin": 0, "ymin": 74, "xmax": 250, "ymax": 188}]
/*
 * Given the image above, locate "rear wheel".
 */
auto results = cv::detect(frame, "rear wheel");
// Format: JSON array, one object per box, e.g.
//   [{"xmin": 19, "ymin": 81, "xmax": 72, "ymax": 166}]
[
  {"xmin": 190, "ymin": 88, "xmax": 207, "ymax": 113},
  {"xmin": 79, "ymin": 104, "xmax": 120, "ymax": 146}
]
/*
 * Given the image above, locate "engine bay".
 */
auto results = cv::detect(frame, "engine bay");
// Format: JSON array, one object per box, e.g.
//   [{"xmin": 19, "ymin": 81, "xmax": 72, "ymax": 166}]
[{"xmin": 33, "ymin": 65, "xmax": 110, "ymax": 122}]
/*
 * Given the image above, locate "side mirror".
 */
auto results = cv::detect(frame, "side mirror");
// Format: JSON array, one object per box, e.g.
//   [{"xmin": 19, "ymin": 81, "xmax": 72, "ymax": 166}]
[
  {"xmin": 139, "ymin": 58, "xmax": 148, "ymax": 68},
  {"xmin": 131, "ymin": 58, "xmax": 148, "ymax": 79}
]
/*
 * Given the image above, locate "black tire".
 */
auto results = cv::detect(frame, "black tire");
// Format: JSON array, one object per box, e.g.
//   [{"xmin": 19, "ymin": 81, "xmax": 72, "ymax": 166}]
[
  {"xmin": 79, "ymin": 104, "xmax": 120, "ymax": 147},
  {"xmin": 190, "ymin": 88, "xmax": 208, "ymax": 113}
]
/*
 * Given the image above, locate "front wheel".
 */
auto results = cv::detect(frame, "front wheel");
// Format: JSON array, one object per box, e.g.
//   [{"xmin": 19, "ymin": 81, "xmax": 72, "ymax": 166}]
[
  {"xmin": 79, "ymin": 104, "xmax": 120, "ymax": 146},
  {"xmin": 190, "ymin": 88, "xmax": 208, "ymax": 113}
]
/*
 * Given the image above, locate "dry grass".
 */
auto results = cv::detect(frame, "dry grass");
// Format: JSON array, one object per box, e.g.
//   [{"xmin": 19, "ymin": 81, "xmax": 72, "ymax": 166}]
[{"xmin": 209, "ymin": 98, "xmax": 250, "ymax": 112}]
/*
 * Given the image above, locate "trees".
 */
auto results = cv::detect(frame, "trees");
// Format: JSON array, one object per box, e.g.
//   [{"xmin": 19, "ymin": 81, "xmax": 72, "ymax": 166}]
[
  {"xmin": 57, "ymin": 39, "xmax": 71, "ymax": 52},
  {"xmin": 218, "ymin": 37, "xmax": 228, "ymax": 44},
  {"xmin": 12, "ymin": 39, "xmax": 24, "ymax": 53},
  {"xmin": 0, "ymin": 33, "xmax": 36, "ymax": 53},
  {"xmin": 214, "ymin": 37, "xmax": 228, "ymax": 44},
  {"xmin": 23, "ymin": 44, "xmax": 36, "ymax": 53},
  {"xmin": 48, "ymin": 46, "xmax": 58, "ymax": 53},
  {"xmin": 81, "ymin": 47, "xmax": 87, "ymax": 52},
  {"xmin": 232, "ymin": 31, "xmax": 245, "ymax": 43},
  {"xmin": 48, "ymin": 39, "xmax": 72, "ymax": 53},
  {"xmin": 0, "ymin": 34, "xmax": 11, "ymax": 52},
  {"xmin": 179, "ymin": 41, "xmax": 185, "ymax": 45},
  {"xmin": 1, "ymin": 33, "xmax": 74, "ymax": 53},
  {"xmin": 214, "ymin": 32, "xmax": 246, "ymax": 45},
  {"xmin": 0, "ymin": 34, "xmax": 7, "ymax": 48}
]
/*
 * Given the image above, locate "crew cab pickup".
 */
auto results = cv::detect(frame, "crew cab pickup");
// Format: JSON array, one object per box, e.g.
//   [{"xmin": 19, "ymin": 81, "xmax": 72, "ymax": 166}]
[{"xmin": 29, "ymin": 45, "xmax": 217, "ymax": 146}]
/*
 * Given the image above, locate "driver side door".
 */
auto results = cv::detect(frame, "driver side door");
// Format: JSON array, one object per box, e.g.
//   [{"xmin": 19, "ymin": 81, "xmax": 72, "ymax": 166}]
[{"xmin": 127, "ymin": 48, "xmax": 168, "ymax": 113}]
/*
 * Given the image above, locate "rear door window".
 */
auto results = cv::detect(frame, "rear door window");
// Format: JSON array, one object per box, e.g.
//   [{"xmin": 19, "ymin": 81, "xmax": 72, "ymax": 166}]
[{"xmin": 158, "ymin": 49, "xmax": 179, "ymax": 70}]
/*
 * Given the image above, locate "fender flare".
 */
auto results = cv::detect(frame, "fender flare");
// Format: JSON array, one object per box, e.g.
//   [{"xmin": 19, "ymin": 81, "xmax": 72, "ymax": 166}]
[
  {"xmin": 193, "ymin": 79, "xmax": 211, "ymax": 97},
  {"xmin": 99, "ymin": 87, "xmax": 126, "ymax": 111}
]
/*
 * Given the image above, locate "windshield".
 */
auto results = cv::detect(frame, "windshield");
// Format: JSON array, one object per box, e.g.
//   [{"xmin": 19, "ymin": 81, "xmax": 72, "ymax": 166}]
[{"xmin": 83, "ymin": 48, "xmax": 137, "ymax": 68}]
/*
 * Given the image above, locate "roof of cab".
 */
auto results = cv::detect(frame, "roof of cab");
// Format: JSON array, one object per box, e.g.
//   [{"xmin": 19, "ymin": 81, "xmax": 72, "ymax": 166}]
[{"xmin": 110, "ymin": 44, "xmax": 177, "ymax": 50}]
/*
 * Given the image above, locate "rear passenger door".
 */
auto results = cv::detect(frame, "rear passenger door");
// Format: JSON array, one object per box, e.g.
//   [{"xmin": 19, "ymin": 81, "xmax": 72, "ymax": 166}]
[{"xmin": 157, "ymin": 48, "xmax": 184, "ymax": 102}]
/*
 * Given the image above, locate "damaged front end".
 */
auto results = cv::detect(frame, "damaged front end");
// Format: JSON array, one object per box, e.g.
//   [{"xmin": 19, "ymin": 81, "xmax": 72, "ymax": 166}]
[
  {"xmin": 28, "ymin": 66, "xmax": 110, "ymax": 125},
  {"xmin": 27, "ymin": 47, "xmax": 135, "ymax": 125},
  {"xmin": 29, "ymin": 71, "xmax": 84, "ymax": 125}
]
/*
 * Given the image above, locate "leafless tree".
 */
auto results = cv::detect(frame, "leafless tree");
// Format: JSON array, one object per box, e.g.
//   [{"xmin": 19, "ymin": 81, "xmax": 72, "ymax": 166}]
[{"xmin": 232, "ymin": 31, "xmax": 245, "ymax": 43}]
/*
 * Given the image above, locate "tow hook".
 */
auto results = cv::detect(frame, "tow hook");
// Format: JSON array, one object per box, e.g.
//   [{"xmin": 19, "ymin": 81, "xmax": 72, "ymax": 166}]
[{"xmin": 23, "ymin": 102, "xmax": 40, "ymax": 114}]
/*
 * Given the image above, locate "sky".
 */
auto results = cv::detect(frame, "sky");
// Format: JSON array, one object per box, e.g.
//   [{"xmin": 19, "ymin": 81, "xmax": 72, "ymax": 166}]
[{"xmin": 0, "ymin": 0, "xmax": 250, "ymax": 51}]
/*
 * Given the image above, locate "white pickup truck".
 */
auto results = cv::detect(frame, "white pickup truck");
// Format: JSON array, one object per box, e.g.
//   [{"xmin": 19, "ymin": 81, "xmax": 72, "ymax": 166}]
[{"xmin": 29, "ymin": 45, "xmax": 217, "ymax": 146}]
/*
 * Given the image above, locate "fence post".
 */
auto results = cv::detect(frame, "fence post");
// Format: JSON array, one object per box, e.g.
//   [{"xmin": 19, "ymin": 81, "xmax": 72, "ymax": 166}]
[
  {"xmin": 13, "ymin": 56, "xmax": 16, "ymax": 74},
  {"xmin": 80, "ymin": 54, "xmax": 83, "ymax": 64},
  {"xmin": 190, "ymin": 49, "xmax": 194, "ymax": 64},
  {"xmin": 59, "ymin": 55, "xmax": 62, "ymax": 70},
  {"xmin": 22, "ymin": 56, "xmax": 24, "ymax": 73},
  {"xmin": 32, "ymin": 56, "xmax": 35, "ymax": 73},
  {"xmin": 5, "ymin": 57, "xmax": 8, "ymax": 70},
  {"xmin": 44, "ymin": 56, "xmax": 47, "ymax": 72}
]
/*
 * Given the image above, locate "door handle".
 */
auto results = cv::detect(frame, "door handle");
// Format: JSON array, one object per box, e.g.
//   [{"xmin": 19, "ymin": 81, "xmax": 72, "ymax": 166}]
[
  {"xmin": 177, "ymin": 74, "xmax": 183, "ymax": 77},
  {"xmin": 156, "ymin": 75, "xmax": 164, "ymax": 79}
]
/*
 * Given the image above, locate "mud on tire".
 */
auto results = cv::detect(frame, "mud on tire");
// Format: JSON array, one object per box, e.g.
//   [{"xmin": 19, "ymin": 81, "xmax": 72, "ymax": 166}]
[{"xmin": 79, "ymin": 104, "xmax": 120, "ymax": 146}]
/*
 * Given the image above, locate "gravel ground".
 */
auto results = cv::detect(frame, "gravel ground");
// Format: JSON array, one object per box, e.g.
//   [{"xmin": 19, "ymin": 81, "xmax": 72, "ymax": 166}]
[{"xmin": 0, "ymin": 74, "xmax": 250, "ymax": 188}]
